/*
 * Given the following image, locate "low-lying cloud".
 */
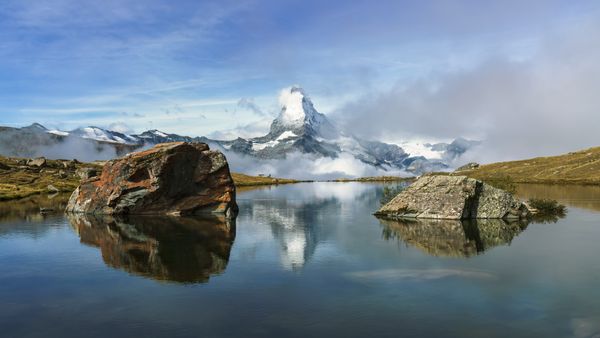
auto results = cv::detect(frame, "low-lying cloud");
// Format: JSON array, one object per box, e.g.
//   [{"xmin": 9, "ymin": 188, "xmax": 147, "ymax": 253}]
[
  {"xmin": 0, "ymin": 132, "xmax": 119, "ymax": 162},
  {"xmin": 219, "ymin": 147, "xmax": 408, "ymax": 180},
  {"xmin": 334, "ymin": 18, "xmax": 600, "ymax": 163}
]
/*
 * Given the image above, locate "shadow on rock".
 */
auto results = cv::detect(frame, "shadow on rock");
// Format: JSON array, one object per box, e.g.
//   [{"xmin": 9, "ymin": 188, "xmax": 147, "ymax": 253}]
[
  {"xmin": 67, "ymin": 213, "xmax": 236, "ymax": 284},
  {"xmin": 379, "ymin": 218, "xmax": 528, "ymax": 258}
]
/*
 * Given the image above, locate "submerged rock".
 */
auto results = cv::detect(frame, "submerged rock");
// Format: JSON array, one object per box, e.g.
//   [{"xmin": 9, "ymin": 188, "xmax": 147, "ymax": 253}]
[
  {"xmin": 375, "ymin": 175, "xmax": 530, "ymax": 220},
  {"xmin": 66, "ymin": 142, "xmax": 238, "ymax": 217}
]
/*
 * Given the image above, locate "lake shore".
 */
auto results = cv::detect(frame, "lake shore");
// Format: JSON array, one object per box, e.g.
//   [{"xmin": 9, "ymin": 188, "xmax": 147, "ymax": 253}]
[{"xmin": 0, "ymin": 155, "xmax": 307, "ymax": 201}]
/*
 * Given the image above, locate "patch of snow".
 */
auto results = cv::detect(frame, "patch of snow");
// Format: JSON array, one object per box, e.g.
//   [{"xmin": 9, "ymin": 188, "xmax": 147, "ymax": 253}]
[
  {"xmin": 276, "ymin": 131, "xmax": 297, "ymax": 141},
  {"xmin": 47, "ymin": 130, "xmax": 69, "ymax": 136},
  {"xmin": 153, "ymin": 130, "xmax": 169, "ymax": 137},
  {"xmin": 252, "ymin": 131, "xmax": 298, "ymax": 151},
  {"xmin": 252, "ymin": 140, "xmax": 278, "ymax": 151},
  {"xmin": 278, "ymin": 87, "xmax": 307, "ymax": 127}
]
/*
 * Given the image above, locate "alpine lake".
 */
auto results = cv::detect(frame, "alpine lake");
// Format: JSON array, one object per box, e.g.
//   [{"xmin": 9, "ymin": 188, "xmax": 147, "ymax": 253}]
[{"xmin": 1, "ymin": 182, "xmax": 600, "ymax": 338}]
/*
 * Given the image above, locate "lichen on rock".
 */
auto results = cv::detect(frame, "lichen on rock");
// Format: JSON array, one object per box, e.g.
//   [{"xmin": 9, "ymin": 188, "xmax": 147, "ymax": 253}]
[
  {"xmin": 66, "ymin": 142, "xmax": 238, "ymax": 217},
  {"xmin": 375, "ymin": 175, "xmax": 530, "ymax": 220}
]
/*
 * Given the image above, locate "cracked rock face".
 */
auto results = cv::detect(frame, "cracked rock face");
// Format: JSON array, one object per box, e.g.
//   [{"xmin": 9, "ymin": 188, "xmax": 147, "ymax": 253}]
[
  {"xmin": 66, "ymin": 142, "xmax": 238, "ymax": 217},
  {"xmin": 376, "ymin": 175, "xmax": 530, "ymax": 220}
]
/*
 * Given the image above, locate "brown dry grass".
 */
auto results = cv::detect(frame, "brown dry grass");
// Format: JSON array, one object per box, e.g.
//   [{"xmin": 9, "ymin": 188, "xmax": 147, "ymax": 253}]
[{"xmin": 460, "ymin": 146, "xmax": 600, "ymax": 185}]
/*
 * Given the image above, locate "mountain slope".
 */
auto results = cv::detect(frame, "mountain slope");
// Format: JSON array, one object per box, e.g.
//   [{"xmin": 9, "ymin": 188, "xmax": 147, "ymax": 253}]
[
  {"xmin": 0, "ymin": 87, "xmax": 477, "ymax": 175},
  {"xmin": 460, "ymin": 146, "xmax": 600, "ymax": 185},
  {"xmin": 212, "ymin": 87, "xmax": 471, "ymax": 174}
]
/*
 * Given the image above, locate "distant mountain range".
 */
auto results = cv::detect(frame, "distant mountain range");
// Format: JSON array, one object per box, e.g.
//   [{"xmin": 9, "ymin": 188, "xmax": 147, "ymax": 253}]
[{"xmin": 0, "ymin": 87, "xmax": 479, "ymax": 174}]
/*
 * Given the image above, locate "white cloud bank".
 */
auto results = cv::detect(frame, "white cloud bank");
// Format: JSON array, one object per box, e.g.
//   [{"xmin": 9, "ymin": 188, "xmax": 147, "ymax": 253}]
[
  {"xmin": 334, "ymin": 16, "xmax": 600, "ymax": 163},
  {"xmin": 221, "ymin": 149, "xmax": 407, "ymax": 180}
]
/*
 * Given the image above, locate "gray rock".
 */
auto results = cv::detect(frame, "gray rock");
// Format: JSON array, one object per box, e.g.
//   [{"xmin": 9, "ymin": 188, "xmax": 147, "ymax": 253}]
[
  {"xmin": 375, "ymin": 175, "xmax": 530, "ymax": 220},
  {"xmin": 27, "ymin": 157, "xmax": 46, "ymax": 167},
  {"xmin": 47, "ymin": 184, "xmax": 59, "ymax": 193},
  {"xmin": 456, "ymin": 162, "xmax": 480, "ymax": 171},
  {"xmin": 57, "ymin": 170, "xmax": 68, "ymax": 179},
  {"xmin": 76, "ymin": 167, "xmax": 98, "ymax": 180}
]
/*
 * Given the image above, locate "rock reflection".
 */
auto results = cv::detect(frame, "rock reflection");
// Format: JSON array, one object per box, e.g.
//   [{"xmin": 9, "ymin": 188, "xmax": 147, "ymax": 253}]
[
  {"xmin": 68, "ymin": 214, "xmax": 235, "ymax": 283},
  {"xmin": 0, "ymin": 193, "xmax": 70, "ymax": 223},
  {"xmin": 379, "ymin": 218, "xmax": 528, "ymax": 257}
]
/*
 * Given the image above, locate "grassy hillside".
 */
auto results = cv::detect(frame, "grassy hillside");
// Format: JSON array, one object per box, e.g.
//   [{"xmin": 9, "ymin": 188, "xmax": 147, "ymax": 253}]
[
  {"xmin": 231, "ymin": 173, "xmax": 305, "ymax": 186},
  {"xmin": 461, "ymin": 146, "xmax": 600, "ymax": 185}
]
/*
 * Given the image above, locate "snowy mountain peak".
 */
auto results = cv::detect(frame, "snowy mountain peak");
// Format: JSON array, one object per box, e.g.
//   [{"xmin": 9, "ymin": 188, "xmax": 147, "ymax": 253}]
[
  {"xmin": 270, "ymin": 86, "xmax": 338, "ymax": 139},
  {"xmin": 276, "ymin": 86, "xmax": 316, "ymax": 128}
]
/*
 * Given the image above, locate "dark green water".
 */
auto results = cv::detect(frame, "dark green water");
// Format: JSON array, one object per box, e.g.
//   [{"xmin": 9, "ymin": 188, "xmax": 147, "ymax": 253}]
[{"xmin": 1, "ymin": 182, "xmax": 600, "ymax": 338}]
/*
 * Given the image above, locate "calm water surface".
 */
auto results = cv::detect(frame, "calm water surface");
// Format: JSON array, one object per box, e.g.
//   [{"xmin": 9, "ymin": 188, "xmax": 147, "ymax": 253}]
[{"xmin": 1, "ymin": 182, "xmax": 600, "ymax": 337}]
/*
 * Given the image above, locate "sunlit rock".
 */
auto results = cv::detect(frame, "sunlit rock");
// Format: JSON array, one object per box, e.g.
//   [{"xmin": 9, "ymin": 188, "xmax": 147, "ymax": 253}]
[
  {"xmin": 375, "ymin": 175, "xmax": 530, "ymax": 220},
  {"xmin": 66, "ymin": 142, "xmax": 238, "ymax": 217}
]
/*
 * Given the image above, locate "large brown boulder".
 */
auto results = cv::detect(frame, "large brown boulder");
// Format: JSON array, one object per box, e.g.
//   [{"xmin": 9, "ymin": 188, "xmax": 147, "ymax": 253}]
[
  {"xmin": 375, "ymin": 175, "xmax": 530, "ymax": 220},
  {"xmin": 66, "ymin": 142, "xmax": 238, "ymax": 217}
]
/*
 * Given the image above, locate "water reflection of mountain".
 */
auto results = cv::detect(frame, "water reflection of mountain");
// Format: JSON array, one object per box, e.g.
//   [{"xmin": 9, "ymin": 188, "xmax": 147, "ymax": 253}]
[
  {"xmin": 379, "ymin": 218, "xmax": 528, "ymax": 257},
  {"xmin": 68, "ymin": 214, "xmax": 235, "ymax": 283},
  {"xmin": 247, "ymin": 199, "xmax": 338, "ymax": 270},
  {"xmin": 239, "ymin": 183, "xmax": 380, "ymax": 270}
]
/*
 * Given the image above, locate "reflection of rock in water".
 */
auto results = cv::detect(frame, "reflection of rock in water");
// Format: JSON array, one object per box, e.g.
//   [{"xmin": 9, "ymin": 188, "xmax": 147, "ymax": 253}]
[
  {"xmin": 379, "ymin": 218, "xmax": 528, "ymax": 257},
  {"xmin": 0, "ymin": 193, "xmax": 70, "ymax": 223},
  {"xmin": 68, "ymin": 214, "xmax": 235, "ymax": 283}
]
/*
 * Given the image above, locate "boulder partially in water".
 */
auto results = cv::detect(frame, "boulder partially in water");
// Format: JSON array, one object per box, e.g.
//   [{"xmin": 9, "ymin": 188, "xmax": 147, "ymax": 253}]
[
  {"xmin": 66, "ymin": 142, "xmax": 238, "ymax": 217},
  {"xmin": 375, "ymin": 175, "xmax": 530, "ymax": 220}
]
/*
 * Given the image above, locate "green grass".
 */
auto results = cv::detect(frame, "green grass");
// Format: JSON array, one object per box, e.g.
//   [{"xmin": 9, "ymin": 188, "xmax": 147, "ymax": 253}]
[
  {"xmin": 231, "ymin": 173, "xmax": 306, "ymax": 186},
  {"xmin": 0, "ymin": 156, "xmax": 99, "ymax": 200}
]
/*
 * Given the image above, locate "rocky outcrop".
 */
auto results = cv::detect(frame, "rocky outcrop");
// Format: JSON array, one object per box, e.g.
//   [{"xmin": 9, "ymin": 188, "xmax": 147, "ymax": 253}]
[
  {"xmin": 456, "ymin": 162, "xmax": 479, "ymax": 171},
  {"xmin": 27, "ymin": 157, "xmax": 46, "ymax": 167},
  {"xmin": 375, "ymin": 175, "xmax": 530, "ymax": 220},
  {"xmin": 68, "ymin": 213, "xmax": 235, "ymax": 283},
  {"xmin": 75, "ymin": 167, "xmax": 98, "ymax": 180},
  {"xmin": 66, "ymin": 142, "xmax": 238, "ymax": 217}
]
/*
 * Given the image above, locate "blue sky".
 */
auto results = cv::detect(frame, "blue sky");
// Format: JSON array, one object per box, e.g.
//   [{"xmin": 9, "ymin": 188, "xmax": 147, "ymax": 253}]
[{"xmin": 1, "ymin": 0, "xmax": 599, "ymax": 153}]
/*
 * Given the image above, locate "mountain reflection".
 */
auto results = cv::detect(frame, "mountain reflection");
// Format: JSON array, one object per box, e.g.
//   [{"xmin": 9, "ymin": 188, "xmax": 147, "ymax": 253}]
[
  {"xmin": 247, "ymin": 199, "xmax": 337, "ymax": 271},
  {"xmin": 238, "ymin": 182, "xmax": 380, "ymax": 271},
  {"xmin": 67, "ymin": 214, "xmax": 236, "ymax": 283},
  {"xmin": 379, "ymin": 218, "xmax": 528, "ymax": 257}
]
